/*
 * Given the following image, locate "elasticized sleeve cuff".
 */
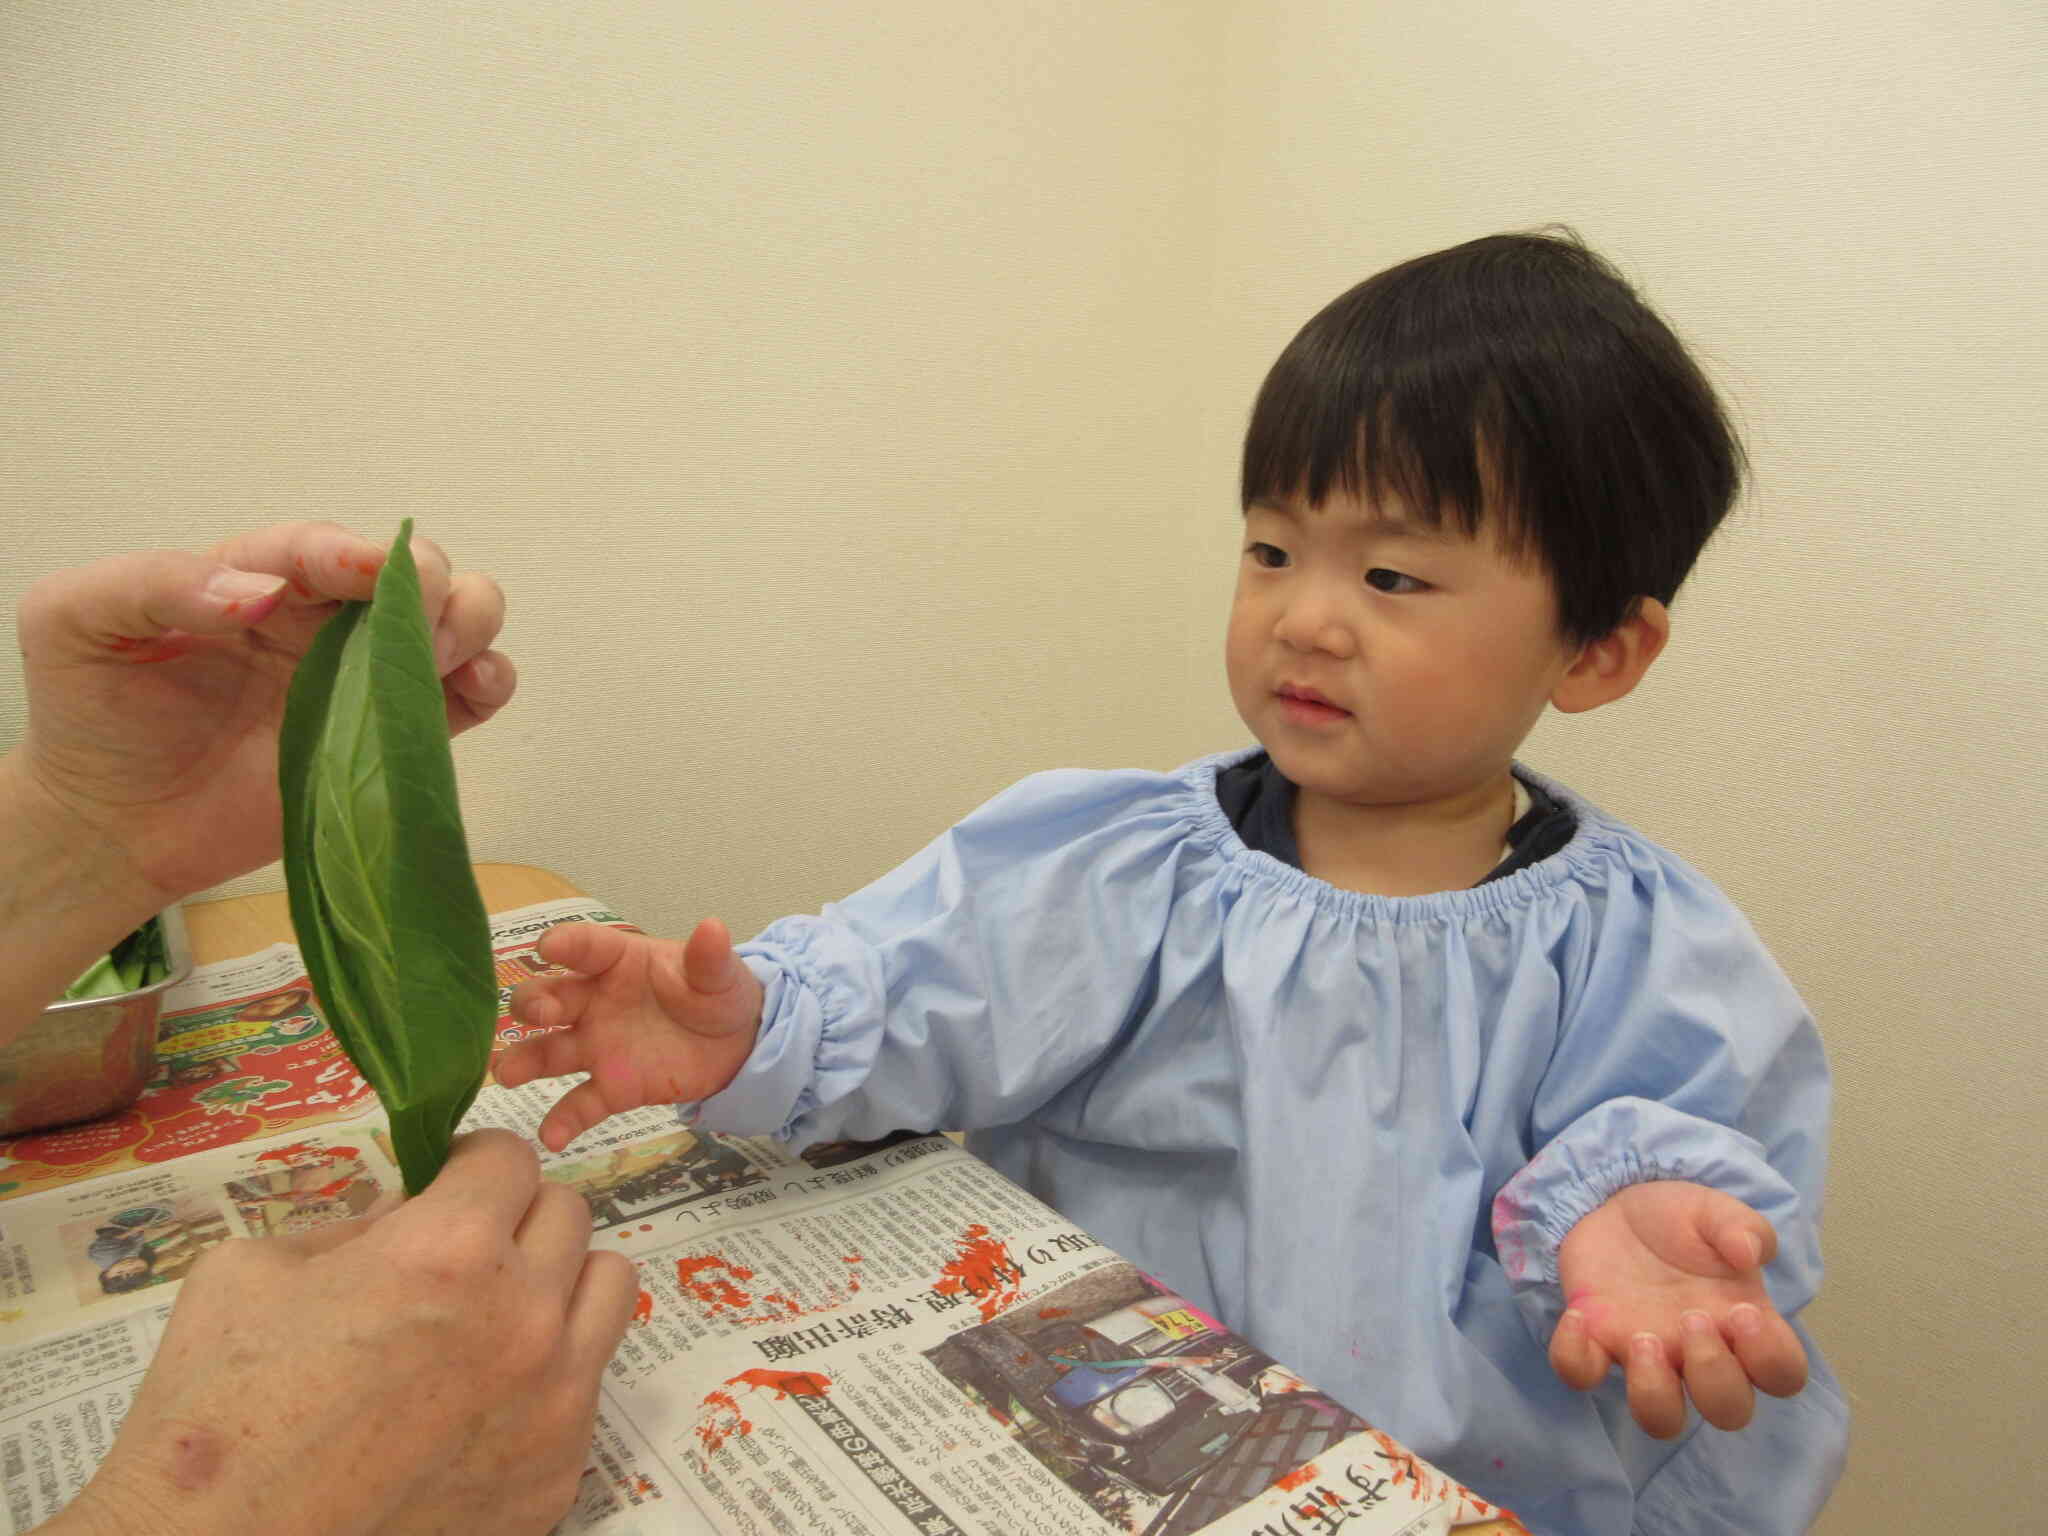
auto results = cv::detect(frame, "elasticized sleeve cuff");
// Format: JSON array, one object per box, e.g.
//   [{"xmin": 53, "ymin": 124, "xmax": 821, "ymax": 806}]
[
  {"xmin": 1490, "ymin": 1095, "xmax": 1810, "ymax": 1332},
  {"xmin": 687, "ymin": 922, "xmax": 889, "ymax": 1146},
  {"xmin": 683, "ymin": 954, "xmax": 817, "ymax": 1139}
]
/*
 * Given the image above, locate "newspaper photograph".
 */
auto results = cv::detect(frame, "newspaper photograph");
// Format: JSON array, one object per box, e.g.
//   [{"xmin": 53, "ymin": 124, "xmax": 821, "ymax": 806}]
[{"xmin": 0, "ymin": 902, "xmax": 1525, "ymax": 1536}]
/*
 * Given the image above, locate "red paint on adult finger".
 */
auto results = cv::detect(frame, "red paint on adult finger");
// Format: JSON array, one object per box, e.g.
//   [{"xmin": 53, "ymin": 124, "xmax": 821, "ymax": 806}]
[{"xmin": 106, "ymin": 634, "xmax": 192, "ymax": 663}]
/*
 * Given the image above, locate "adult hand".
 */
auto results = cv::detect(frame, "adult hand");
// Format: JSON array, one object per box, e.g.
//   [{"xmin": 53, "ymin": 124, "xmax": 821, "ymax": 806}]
[
  {"xmin": 13, "ymin": 521, "xmax": 513, "ymax": 905},
  {"xmin": 1549, "ymin": 1179, "xmax": 1808, "ymax": 1439},
  {"xmin": 55, "ymin": 1131, "xmax": 637, "ymax": 1536},
  {"xmin": 495, "ymin": 918, "xmax": 763, "ymax": 1152}
]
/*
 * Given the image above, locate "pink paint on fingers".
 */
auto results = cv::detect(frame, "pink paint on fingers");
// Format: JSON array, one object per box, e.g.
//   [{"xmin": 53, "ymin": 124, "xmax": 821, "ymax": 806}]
[{"xmin": 1563, "ymin": 1290, "xmax": 1610, "ymax": 1326}]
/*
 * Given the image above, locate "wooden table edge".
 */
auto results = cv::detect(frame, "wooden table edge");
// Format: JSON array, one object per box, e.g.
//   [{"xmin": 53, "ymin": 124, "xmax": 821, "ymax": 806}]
[{"xmin": 182, "ymin": 862, "xmax": 588, "ymax": 963}]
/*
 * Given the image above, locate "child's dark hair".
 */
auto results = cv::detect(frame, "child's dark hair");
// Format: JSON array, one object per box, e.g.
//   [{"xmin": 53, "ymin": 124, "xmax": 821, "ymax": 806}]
[{"xmin": 1240, "ymin": 229, "xmax": 1745, "ymax": 646}]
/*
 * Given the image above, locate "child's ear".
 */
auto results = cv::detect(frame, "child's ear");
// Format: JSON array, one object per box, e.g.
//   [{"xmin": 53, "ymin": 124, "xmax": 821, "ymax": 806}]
[{"xmin": 1551, "ymin": 597, "xmax": 1670, "ymax": 714}]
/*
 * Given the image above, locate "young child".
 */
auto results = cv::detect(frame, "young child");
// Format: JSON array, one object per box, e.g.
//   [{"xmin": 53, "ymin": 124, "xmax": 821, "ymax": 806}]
[{"xmin": 496, "ymin": 231, "xmax": 1845, "ymax": 1533}]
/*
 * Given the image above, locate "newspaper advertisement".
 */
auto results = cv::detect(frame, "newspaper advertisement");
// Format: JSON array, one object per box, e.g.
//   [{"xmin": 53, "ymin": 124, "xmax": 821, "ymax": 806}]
[{"xmin": 0, "ymin": 903, "xmax": 1524, "ymax": 1536}]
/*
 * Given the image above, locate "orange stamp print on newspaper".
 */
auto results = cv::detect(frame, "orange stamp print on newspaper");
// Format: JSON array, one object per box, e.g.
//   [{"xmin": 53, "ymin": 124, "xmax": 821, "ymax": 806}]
[
  {"xmin": 693, "ymin": 1390, "xmax": 751, "ymax": 1458},
  {"xmin": 727, "ymin": 1368, "xmax": 832, "ymax": 1401},
  {"xmin": 933, "ymin": 1223, "xmax": 1026, "ymax": 1322},
  {"xmin": 1275, "ymin": 1463, "xmax": 1319, "ymax": 1493},
  {"xmin": 759, "ymin": 1253, "xmax": 863, "ymax": 1319},
  {"xmin": 676, "ymin": 1254, "xmax": 755, "ymax": 1311},
  {"xmin": 674, "ymin": 1252, "xmax": 864, "ymax": 1325},
  {"xmin": 1367, "ymin": 1429, "xmax": 1518, "ymax": 1528},
  {"xmin": 691, "ymin": 1370, "xmax": 833, "ymax": 1463}
]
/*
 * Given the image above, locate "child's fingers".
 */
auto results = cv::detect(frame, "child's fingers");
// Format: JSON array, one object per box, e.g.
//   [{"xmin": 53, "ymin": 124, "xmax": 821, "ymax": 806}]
[
  {"xmin": 681, "ymin": 918, "xmax": 738, "ymax": 993},
  {"xmin": 1547, "ymin": 1308, "xmax": 1612, "ymax": 1391},
  {"xmin": 1624, "ymin": 1333, "xmax": 1687, "ymax": 1439},
  {"xmin": 491, "ymin": 1041, "xmax": 537, "ymax": 1089},
  {"xmin": 536, "ymin": 919, "xmax": 631, "ymax": 976},
  {"xmin": 494, "ymin": 1021, "xmax": 593, "ymax": 1090},
  {"xmin": 658, "ymin": 918, "xmax": 758, "ymax": 1039},
  {"xmin": 1725, "ymin": 1303, "xmax": 1809, "ymax": 1398},
  {"xmin": 537, "ymin": 1076, "xmax": 640, "ymax": 1154},
  {"xmin": 1701, "ymin": 1197, "xmax": 1774, "ymax": 1273},
  {"xmin": 508, "ymin": 971, "xmax": 599, "ymax": 1033},
  {"xmin": 504, "ymin": 979, "xmax": 603, "ymax": 1069},
  {"xmin": 1678, "ymin": 1310, "xmax": 1755, "ymax": 1430}
]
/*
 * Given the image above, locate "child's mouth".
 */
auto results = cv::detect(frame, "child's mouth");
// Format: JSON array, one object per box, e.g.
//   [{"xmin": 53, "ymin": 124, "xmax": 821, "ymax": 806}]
[{"xmin": 1276, "ymin": 686, "xmax": 1350, "ymax": 725}]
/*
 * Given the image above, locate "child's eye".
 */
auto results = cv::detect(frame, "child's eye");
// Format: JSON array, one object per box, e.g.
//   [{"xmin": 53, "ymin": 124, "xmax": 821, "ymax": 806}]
[
  {"xmin": 1365, "ymin": 568, "xmax": 1426, "ymax": 594},
  {"xmin": 1246, "ymin": 542, "xmax": 1289, "ymax": 569}
]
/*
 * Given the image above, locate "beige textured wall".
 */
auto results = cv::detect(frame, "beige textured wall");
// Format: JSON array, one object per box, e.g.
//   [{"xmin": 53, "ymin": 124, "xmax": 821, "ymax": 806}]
[
  {"xmin": 2, "ymin": 0, "xmax": 1230, "ymax": 937},
  {"xmin": 5, "ymin": 2, "xmax": 2045, "ymax": 1529}
]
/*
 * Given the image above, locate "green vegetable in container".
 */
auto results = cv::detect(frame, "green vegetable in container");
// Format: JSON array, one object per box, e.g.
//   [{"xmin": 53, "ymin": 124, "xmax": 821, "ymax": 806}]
[
  {"xmin": 62, "ymin": 917, "xmax": 169, "ymax": 1000},
  {"xmin": 279, "ymin": 519, "xmax": 497, "ymax": 1195}
]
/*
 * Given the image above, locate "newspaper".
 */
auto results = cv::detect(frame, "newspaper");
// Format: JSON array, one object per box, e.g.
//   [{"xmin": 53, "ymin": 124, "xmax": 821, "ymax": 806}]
[{"xmin": 0, "ymin": 901, "xmax": 1525, "ymax": 1536}]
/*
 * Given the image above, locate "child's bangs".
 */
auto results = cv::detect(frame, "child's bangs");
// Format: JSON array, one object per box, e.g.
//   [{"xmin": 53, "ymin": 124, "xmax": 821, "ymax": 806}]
[{"xmin": 1240, "ymin": 351, "xmax": 1540, "ymax": 561}]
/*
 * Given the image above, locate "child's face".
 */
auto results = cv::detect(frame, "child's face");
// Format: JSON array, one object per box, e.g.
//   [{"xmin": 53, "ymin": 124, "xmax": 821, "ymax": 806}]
[{"xmin": 1226, "ymin": 491, "xmax": 1581, "ymax": 813}]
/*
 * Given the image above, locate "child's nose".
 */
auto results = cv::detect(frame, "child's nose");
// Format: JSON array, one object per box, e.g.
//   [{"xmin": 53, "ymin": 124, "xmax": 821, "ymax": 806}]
[{"xmin": 1275, "ymin": 587, "xmax": 1357, "ymax": 658}]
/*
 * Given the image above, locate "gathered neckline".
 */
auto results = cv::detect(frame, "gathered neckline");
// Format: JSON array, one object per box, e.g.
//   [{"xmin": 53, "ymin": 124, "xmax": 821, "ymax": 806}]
[{"xmin": 1173, "ymin": 747, "xmax": 1628, "ymax": 926}]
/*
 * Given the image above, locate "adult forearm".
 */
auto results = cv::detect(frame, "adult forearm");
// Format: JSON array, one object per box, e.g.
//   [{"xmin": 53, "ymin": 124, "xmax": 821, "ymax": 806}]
[{"xmin": 0, "ymin": 749, "xmax": 163, "ymax": 1047}]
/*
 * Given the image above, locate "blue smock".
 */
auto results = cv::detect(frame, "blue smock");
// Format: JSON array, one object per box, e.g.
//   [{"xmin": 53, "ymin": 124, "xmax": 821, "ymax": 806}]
[{"xmin": 696, "ymin": 748, "xmax": 1847, "ymax": 1533}]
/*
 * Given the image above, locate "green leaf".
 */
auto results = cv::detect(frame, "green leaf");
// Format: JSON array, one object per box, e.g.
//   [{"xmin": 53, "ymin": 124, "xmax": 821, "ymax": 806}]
[{"xmin": 279, "ymin": 520, "xmax": 497, "ymax": 1196}]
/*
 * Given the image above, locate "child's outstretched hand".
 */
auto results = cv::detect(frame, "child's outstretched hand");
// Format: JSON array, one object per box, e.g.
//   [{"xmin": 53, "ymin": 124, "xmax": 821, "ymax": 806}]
[
  {"xmin": 493, "ymin": 919, "xmax": 764, "ymax": 1153},
  {"xmin": 1549, "ymin": 1180, "xmax": 1808, "ymax": 1440}
]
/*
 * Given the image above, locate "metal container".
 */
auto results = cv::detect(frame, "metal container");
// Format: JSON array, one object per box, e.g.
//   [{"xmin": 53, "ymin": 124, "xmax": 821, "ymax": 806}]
[{"xmin": 0, "ymin": 905, "xmax": 193, "ymax": 1138}]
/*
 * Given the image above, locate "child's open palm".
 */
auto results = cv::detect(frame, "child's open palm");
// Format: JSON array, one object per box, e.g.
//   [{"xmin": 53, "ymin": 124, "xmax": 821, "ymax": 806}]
[
  {"xmin": 1550, "ymin": 1180, "xmax": 1809, "ymax": 1439},
  {"xmin": 492, "ymin": 919, "xmax": 763, "ymax": 1152}
]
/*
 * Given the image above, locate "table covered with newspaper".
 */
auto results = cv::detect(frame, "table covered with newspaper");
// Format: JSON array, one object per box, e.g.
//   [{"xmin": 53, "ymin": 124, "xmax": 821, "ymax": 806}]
[{"xmin": 0, "ymin": 897, "xmax": 1525, "ymax": 1536}]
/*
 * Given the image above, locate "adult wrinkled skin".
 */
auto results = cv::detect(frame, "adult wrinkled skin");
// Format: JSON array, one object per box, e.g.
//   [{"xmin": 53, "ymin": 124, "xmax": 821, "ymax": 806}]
[
  {"xmin": 63, "ymin": 1133, "xmax": 635, "ymax": 1536},
  {"xmin": 4, "ymin": 525, "xmax": 631, "ymax": 1535}
]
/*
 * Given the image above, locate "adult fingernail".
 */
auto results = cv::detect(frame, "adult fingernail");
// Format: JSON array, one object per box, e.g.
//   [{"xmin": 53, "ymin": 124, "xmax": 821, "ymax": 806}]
[
  {"xmin": 434, "ymin": 628, "xmax": 459, "ymax": 675},
  {"xmin": 469, "ymin": 653, "xmax": 505, "ymax": 692},
  {"xmin": 1558, "ymin": 1309, "xmax": 1585, "ymax": 1338},
  {"xmin": 1729, "ymin": 1304, "xmax": 1763, "ymax": 1337},
  {"xmin": 207, "ymin": 569, "xmax": 286, "ymax": 606},
  {"xmin": 1632, "ymin": 1333, "xmax": 1664, "ymax": 1363},
  {"xmin": 1681, "ymin": 1310, "xmax": 1714, "ymax": 1338}
]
